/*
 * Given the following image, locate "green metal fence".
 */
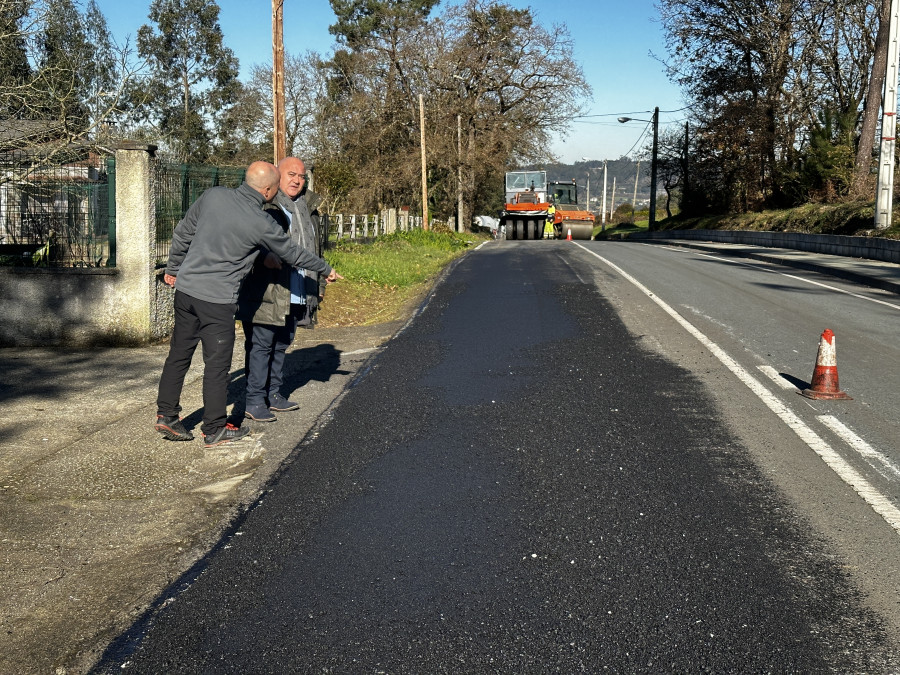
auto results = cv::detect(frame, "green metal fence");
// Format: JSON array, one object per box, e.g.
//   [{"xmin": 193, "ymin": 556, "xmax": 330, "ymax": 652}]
[
  {"xmin": 0, "ymin": 153, "xmax": 115, "ymax": 268},
  {"xmin": 153, "ymin": 161, "xmax": 246, "ymax": 266}
]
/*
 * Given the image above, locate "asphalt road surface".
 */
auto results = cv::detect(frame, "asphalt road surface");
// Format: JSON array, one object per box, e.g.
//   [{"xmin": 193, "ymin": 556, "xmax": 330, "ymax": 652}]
[{"xmin": 96, "ymin": 240, "xmax": 900, "ymax": 673}]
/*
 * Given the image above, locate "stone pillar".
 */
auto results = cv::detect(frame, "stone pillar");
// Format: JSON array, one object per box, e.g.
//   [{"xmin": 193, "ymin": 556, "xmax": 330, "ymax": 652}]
[
  {"xmin": 388, "ymin": 208, "xmax": 397, "ymax": 233},
  {"xmin": 114, "ymin": 143, "xmax": 158, "ymax": 342}
]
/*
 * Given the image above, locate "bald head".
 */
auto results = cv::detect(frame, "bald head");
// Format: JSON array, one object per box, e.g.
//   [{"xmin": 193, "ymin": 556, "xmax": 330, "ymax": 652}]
[
  {"xmin": 245, "ymin": 161, "xmax": 280, "ymax": 202},
  {"xmin": 277, "ymin": 157, "xmax": 307, "ymax": 199}
]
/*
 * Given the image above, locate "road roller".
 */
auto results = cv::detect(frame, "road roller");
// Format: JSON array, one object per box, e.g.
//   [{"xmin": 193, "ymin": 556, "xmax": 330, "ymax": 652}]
[{"xmin": 548, "ymin": 179, "xmax": 595, "ymax": 240}]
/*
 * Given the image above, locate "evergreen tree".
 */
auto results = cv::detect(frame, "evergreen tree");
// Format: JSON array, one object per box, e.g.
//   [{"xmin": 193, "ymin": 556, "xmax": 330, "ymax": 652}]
[
  {"xmin": 81, "ymin": 0, "xmax": 119, "ymax": 133},
  {"xmin": 136, "ymin": 0, "xmax": 239, "ymax": 161},
  {"xmin": 0, "ymin": 0, "xmax": 32, "ymax": 119},
  {"xmin": 329, "ymin": 0, "xmax": 439, "ymax": 50},
  {"xmin": 37, "ymin": 0, "xmax": 94, "ymax": 129}
]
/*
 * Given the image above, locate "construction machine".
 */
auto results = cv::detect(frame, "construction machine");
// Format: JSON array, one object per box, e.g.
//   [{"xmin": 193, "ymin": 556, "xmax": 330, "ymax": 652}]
[
  {"xmin": 547, "ymin": 179, "xmax": 595, "ymax": 240},
  {"xmin": 500, "ymin": 171, "xmax": 594, "ymax": 240},
  {"xmin": 499, "ymin": 170, "xmax": 551, "ymax": 240}
]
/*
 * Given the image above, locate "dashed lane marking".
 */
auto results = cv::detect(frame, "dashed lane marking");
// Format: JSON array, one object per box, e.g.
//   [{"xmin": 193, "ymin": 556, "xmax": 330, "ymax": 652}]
[
  {"xmin": 576, "ymin": 242, "xmax": 900, "ymax": 535},
  {"xmin": 818, "ymin": 415, "xmax": 900, "ymax": 482}
]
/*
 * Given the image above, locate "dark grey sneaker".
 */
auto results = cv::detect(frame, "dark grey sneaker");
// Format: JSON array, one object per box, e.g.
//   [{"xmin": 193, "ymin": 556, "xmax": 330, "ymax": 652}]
[
  {"xmin": 154, "ymin": 415, "xmax": 193, "ymax": 441},
  {"xmin": 269, "ymin": 393, "xmax": 299, "ymax": 412},
  {"xmin": 245, "ymin": 403, "xmax": 276, "ymax": 422},
  {"xmin": 203, "ymin": 423, "xmax": 250, "ymax": 448}
]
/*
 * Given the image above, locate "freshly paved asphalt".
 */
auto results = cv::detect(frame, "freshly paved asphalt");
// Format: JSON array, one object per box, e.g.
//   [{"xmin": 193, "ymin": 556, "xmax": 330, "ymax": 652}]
[
  {"xmin": 93, "ymin": 241, "xmax": 897, "ymax": 673},
  {"xmin": 0, "ymin": 319, "xmax": 401, "ymax": 674}
]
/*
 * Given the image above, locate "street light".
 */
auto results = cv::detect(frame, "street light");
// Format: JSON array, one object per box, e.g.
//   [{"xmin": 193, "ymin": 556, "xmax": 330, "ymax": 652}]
[{"xmin": 618, "ymin": 107, "xmax": 659, "ymax": 231}]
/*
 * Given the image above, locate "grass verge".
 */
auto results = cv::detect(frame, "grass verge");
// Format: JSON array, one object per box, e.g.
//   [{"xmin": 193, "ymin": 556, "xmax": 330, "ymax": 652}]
[
  {"xmin": 593, "ymin": 221, "xmax": 649, "ymax": 239},
  {"xmin": 318, "ymin": 228, "xmax": 489, "ymax": 327}
]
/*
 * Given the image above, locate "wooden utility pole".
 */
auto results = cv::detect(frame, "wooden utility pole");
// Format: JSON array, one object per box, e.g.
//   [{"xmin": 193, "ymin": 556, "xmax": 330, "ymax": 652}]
[
  {"xmin": 272, "ymin": 0, "xmax": 286, "ymax": 164},
  {"xmin": 457, "ymin": 114, "xmax": 463, "ymax": 232},
  {"xmin": 419, "ymin": 94, "xmax": 429, "ymax": 230},
  {"xmin": 649, "ymin": 106, "xmax": 659, "ymax": 231}
]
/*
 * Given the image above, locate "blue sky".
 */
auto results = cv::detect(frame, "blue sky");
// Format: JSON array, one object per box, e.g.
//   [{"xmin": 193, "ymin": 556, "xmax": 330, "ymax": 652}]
[{"xmin": 95, "ymin": 0, "xmax": 684, "ymax": 164}]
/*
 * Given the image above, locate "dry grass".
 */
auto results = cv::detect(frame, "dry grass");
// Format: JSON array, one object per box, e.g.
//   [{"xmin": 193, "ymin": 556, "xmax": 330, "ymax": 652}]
[{"xmin": 317, "ymin": 280, "xmax": 429, "ymax": 328}]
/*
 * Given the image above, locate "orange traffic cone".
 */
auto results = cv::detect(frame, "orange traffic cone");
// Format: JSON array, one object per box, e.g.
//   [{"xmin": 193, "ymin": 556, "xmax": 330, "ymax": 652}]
[
  {"xmin": 800, "ymin": 329, "xmax": 851, "ymax": 400},
  {"xmin": 566, "ymin": 228, "xmax": 572, "ymax": 241}
]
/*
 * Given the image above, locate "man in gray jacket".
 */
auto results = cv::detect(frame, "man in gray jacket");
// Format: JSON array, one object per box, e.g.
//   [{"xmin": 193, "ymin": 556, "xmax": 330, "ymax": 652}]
[
  {"xmin": 154, "ymin": 161, "xmax": 341, "ymax": 448},
  {"xmin": 237, "ymin": 157, "xmax": 328, "ymax": 422}
]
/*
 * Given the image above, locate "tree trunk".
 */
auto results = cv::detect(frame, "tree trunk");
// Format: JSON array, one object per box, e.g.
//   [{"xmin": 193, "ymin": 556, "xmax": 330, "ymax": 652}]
[{"xmin": 853, "ymin": 0, "xmax": 892, "ymax": 196}]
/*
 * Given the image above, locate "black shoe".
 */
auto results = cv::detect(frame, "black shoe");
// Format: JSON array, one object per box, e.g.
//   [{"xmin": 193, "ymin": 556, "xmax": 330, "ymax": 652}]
[
  {"xmin": 245, "ymin": 403, "xmax": 277, "ymax": 422},
  {"xmin": 269, "ymin": 393, "xmax": 299, "ymax": 412},
  {"xmin": 154, "ymin": 415, "xmax": 193, "ymax": 441},
  {"xmin": 203, "ymin": 423, "xmax": 250, "ymax": 448}
]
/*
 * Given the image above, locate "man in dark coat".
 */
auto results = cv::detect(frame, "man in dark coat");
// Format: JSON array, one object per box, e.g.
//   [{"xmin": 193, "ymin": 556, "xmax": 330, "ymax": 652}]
[{"xmin": 237, "ymin": 157, "xmax": 330, "ymax": 422}]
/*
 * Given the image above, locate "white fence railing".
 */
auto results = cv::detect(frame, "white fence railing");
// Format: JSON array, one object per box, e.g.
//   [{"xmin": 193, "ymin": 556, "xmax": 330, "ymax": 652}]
[{"xmin": 323, "ymin": 208, "xmax": 449, "ymax": 244}]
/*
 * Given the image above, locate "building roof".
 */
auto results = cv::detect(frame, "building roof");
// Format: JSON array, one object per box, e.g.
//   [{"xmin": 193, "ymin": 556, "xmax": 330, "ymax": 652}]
[{"xmin": 0, "ymin": 119, "xmax": 66, "ymax": 147}]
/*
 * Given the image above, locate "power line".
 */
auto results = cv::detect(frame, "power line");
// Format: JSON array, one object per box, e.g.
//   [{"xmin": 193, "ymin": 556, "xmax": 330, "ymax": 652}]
[
  {"xmin": 623, "ymin": 121, "xmax": 652, "ymax": 158},
  {"xmin": 572, "ymin": 105, "xmax": 692, "ymax": 121}
]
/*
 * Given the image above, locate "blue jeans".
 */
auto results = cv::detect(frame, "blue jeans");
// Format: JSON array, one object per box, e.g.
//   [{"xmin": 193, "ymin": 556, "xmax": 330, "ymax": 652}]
[
  {"xmin": 242, "ymin": 312, "xmax": 299, "ymax": 407},
  {"xmin": 157, "ymin": 291, "xmax": 236, "ymax": 435}
]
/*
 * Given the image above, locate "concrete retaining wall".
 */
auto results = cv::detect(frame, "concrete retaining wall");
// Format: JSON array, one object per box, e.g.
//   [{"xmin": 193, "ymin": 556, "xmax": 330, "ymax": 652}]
[{"xmin": 628, "ymin": 229, "xmax": 900, "ymax": 264}]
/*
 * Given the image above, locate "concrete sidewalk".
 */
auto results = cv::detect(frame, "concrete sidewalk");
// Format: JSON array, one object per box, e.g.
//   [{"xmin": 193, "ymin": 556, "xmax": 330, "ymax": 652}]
[{"xmin": 0, "ymin": 318, "xmax": 407, "ymax": 674}]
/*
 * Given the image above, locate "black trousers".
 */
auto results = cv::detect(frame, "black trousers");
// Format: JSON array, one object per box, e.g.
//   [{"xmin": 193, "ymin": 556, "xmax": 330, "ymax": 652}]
[{"xmin": 156, "ymin": 290, "xmax": 236, "ymax": 436}]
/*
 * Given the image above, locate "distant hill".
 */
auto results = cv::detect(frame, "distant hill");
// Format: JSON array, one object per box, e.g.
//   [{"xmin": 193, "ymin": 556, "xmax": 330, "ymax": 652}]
[{"xmin": 522, "ymin": 159, "xmax": 653, "ymax": 209}]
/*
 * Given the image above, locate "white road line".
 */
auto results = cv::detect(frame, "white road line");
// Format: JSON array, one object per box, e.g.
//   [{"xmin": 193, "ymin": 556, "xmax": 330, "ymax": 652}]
[
  {"xmin": 663, "ymin": 246, "xmax": 900, "ymax": 311},
  {"xmin": 818, "ymin": 415, "xmax": 900, "ymax": 481},
  {"xmin": 757, "ymin": 365, "xmax": 797, "ymax": 390},
  {"xmin": 576, "ymin": 242, "xmax": 900, "ymax": 535}
]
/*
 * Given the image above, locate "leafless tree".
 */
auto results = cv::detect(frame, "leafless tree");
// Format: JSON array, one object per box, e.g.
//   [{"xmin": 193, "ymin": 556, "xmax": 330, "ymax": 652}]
[{"xmin": 0, "ymin": 0, "xmax": 141, "ymax": 183}]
